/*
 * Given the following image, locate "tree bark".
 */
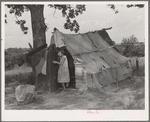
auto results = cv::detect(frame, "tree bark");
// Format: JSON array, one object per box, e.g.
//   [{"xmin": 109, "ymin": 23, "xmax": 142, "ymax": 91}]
[
  {"xmin": 27, "ymin": 5, "xmax": 46, "ymax": 86},
  {"xmin": 46, "ymin": 44, "xmax": 59, "ymax": 92}
]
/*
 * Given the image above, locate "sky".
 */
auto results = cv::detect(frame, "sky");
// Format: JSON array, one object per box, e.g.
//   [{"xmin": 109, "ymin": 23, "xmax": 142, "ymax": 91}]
[{"xmin": 4, "ymin": 3, "xmax": 145, "ymax": 49}]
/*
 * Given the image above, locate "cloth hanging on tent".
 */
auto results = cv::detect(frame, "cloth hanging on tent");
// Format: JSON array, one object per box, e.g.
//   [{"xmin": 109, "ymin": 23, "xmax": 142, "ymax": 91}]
[
  {"xmin": 41, "ymin": 50, "xmax": 48, "ymax": 75},
  {"xmin": 54, "ymin": 29, "xmax": 66, "ymax": 48},
  {"xmin": 35, "ymin": 57, "xmax": 45, "ymax": 76},
  {"xmin": 41, "ymin": 60, "xmax": 46, "ymax": 75}
]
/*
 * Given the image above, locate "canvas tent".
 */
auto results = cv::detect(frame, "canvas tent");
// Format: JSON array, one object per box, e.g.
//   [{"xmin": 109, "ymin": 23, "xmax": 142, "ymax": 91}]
[{"xmin": 40, "ymin": 28, "xmax": 133, "ymax": 92}]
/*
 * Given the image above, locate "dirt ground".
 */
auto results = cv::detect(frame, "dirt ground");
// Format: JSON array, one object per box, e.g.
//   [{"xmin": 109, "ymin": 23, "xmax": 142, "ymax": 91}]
[{"xmin": 5, "ymin": 57, "xmax": 145, "ymax": 110}]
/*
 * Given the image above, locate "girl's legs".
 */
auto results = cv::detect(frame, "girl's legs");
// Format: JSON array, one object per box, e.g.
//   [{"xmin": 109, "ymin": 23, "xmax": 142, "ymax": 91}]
[
  {"xmin": 61, "ymin": 83, "xmax": 66, "ymax": 92},
  {"xmin": 65, "ymin": 83, "xmax": 69, "ymax": 88}
]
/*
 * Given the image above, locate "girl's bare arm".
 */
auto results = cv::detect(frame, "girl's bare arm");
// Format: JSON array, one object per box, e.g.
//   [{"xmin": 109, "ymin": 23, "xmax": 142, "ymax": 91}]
[
  {"xmin": 53, "ymin": 57, "xmax": 65, "ymax": 65},
  {"xmin": 53, "ymin": 61, "xmax": 61, "ymax": 64}
]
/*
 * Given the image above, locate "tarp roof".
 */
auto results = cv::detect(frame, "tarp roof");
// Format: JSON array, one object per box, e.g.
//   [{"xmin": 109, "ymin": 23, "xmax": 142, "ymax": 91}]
[{"xmin": 51, "ymin": 29, "xmax": 129, "ymax": 73}]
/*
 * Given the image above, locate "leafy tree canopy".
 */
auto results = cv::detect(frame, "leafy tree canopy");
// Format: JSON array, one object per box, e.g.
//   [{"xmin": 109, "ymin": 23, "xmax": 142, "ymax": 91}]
[
  {"xmin": 5, "ymin": 4, "xmax": 144, "ymax": 34},
  {"xmin": 6, "ymin": 4, "xmax": 86, "ymax": 34},
  {"xmin": 107, "ymin": 4, "xmax": 144, "ymax": 14},
  {"xmin": 121, "ymin": 35, "xmax": 144, "ymax": 57}
]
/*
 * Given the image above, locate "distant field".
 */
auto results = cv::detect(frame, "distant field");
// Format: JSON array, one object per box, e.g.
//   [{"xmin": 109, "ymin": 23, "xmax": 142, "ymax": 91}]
[
  {"xmin": 5, "ymin": 65, "xmax": 32, "ymax": 85},
  {"xmin": 130, "ymin": 57, "xmax": 145, "ymax": 76},
  {"xmin": 130, "ymin": 57, "xmax": 144, "ymax": 69},
  {"xmin": 5, "ymin": 66, "xmax": 32, "ymax": 76}
]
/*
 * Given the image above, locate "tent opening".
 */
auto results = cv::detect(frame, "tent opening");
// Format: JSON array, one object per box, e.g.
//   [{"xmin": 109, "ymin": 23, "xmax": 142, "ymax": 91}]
[{"xmin": 58, "ymin": 46, "xmax": 76, "ymax": 88}]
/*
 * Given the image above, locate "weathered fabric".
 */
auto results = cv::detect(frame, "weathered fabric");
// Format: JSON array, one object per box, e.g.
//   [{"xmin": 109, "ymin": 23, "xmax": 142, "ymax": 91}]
[
  {"xmin": 41, "ymin": 61, "xmax": 46, "ymax": 75},
  {"xmin": 51, "ymin": 29, "xmax": 133, "ymax": 90},
  {"xmin": 58, "ymin": 56, "xmax": 70, "ymax": 83},
  {"xmin": 54, "ymin": 29, "xmax": 66, "ymax": 48},
  {"xmin": 41, "ymin": 50, "xmax": 48, "ymax": 75},
  {"xmin": 79, "ymin": 68, "xmax": 88, "ymax": 91},
  {"xmin": 35, "ymin": 57, "xmax": 45, "ymax": 76}
]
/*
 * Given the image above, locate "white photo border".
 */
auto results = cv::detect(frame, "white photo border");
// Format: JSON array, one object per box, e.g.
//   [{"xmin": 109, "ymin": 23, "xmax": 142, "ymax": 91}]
[{"xmin": 1, "ymin": 1, "xmax": 149, "ymax": 121}]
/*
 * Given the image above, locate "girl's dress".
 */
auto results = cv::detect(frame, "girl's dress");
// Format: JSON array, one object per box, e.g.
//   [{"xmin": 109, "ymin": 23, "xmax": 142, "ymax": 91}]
[{"xmin": 58, "ymin": 55, "xmax": 70, "ymax": 83}]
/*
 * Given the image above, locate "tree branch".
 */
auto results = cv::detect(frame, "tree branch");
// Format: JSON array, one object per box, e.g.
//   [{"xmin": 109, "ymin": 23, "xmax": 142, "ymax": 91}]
[
  {"xmin": 102, "ymin": 27, "xmax": 112, "ymax": 30},
  {"xmin": 53, "ymin": 8, "xmax": 57, "ymax": 18},
  {"xmin": 15, "ymin": 14, "xmax": 20, "ymax": 21}
]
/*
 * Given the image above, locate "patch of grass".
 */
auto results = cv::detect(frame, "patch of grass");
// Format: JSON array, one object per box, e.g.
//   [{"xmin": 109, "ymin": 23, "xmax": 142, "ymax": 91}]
[
  {"xmin": 32, "ymin": 95, "xmax": 45, "ymax": 104},
  {"xmin": 5, "ymin": 96, "xmax": 16, "ymax": 105},
  {"xmin": 134, "ymin": 93, "xmax": 145, "ymax": 101},
  {"xmin": 112, "ymin": 101, "xmax": 124, "ymax": 108},
  {"xmin": 5, "ymin": 66, "xmax": 33, "ymax": 85},
  {"xmin": 131, "ymin": 77, "xmax": 144, "ymax": 90},
  {"xmin": 125, "ymin": 100, "xmax": 145, "ymax": 110},
  {"xmin": 18, "ymin": 72, "xmax": 35, "ymax": 84},
  {"xmin": 5, "ymin": 75, "xmax": 17, "ymax": 85},
  {"xmin": 5, "ymin": 66, "xmax": 32, "ymax": 76},
  {"xmin": 5, "ymin": 71, "xmax": 35, "ymax": 89},
  {"xmin": 132, "ymin": 67, "xmax": 145, "ymax": 76},
  {"xmin": 130, "ymin": 57, "xmax": 145, "ymax": 76},
  {"xmin": 5, "ymin": 87, "xmax": 14, "ymax": 94}
]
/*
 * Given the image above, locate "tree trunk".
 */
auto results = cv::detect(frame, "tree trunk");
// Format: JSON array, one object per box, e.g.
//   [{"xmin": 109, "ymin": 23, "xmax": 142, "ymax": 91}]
[
  {"xmin": 27, "ymin": 5, "xmax": 46, "ymax": 87},
  {"xmin": 46, "ymin": 44, "xmax": 59, "ymax": 92}
]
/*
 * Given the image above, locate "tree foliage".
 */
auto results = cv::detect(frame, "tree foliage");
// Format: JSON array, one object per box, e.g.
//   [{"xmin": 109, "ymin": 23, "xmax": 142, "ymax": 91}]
[
  {"xmin": 6, "ymin": 4, "xmax": 144, "ymax": 34},
  {"xmin": 107, "ymin": 4, "xmax": 144, "ymax": 14},
  {"xmin": 5, "ymin": 48, "xmax": 30, "ymax": 70},
  {"xmin": 6, "ymin": 4, "xmax": 86, "ymax": 34},
  {"xmin": 6, "ymin": 5, "xmax": 29, "ymax": 34},
  {"xmin": 48, "ymin": 4, "xmax": 86, "ymax": 33},
  {"xmin": 121, "ymin": 35, "xmax": 144, "ymax": 57}
]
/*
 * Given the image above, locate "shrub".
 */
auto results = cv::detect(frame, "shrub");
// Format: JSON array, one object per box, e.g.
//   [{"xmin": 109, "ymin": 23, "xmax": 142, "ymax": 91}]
[
  {"xmin": 5, "ymin": 75, "xmax": 17, "ymax": 85},
  {"xmin": 5, "ymin": 48, "xmax": 31, "ymax": 71},
  {"xmin": 5, "ymin": 72, "xmax": 35, "ymax": 87},
  {"xmin": 121, "ymin": 35, "xmax": 145, "ymax": 57}
]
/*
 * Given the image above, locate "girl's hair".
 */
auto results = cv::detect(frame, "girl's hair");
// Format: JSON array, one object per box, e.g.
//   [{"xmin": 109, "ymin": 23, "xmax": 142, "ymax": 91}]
[{"xmin": 57, "ymin": 48, "xmax": 65, "ymax": 55}]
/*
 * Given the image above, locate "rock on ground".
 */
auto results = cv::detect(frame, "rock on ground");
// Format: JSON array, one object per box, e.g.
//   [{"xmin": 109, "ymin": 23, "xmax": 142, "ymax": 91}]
[{"xmin": 15, "ymin": 85, "xmax": 35, "ymax": 105}]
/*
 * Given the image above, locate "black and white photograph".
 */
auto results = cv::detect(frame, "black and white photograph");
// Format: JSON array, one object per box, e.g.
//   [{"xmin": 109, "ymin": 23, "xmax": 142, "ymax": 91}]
[{"xmin": 1, "ymin": 1, "xmax": 149, "ymax": 121}]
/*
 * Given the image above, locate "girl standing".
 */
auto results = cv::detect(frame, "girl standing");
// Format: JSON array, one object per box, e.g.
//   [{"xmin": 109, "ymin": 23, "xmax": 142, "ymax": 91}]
[{"xmin": 53, "ymin": 50, "xmax": 70, "ymax": 93}]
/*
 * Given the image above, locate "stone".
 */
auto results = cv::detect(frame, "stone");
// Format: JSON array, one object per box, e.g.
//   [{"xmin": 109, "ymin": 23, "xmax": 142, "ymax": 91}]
[{"xmin": 15, "ymin": 85, "xmax": 35, "ymax": 104}]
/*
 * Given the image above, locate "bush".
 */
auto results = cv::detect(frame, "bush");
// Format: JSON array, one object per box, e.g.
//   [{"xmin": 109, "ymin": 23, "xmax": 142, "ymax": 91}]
[
  {"xmin": 5, "ymin": 72, "xmax": 35, "ymax": 86},
  {"xmin": 5, "ymin": 48, "xmax": 30, "ymax": 71},
  {"xmin": 18, "ymin": 72, "xmax": 35, "ymax": 85},
  {"xmin": 121, "ymin": 35, "xmax": 145, "ymax": 57},
  {"xmin": 5, "ymin": 75, "xmax": 17, "ymax": 85}
]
